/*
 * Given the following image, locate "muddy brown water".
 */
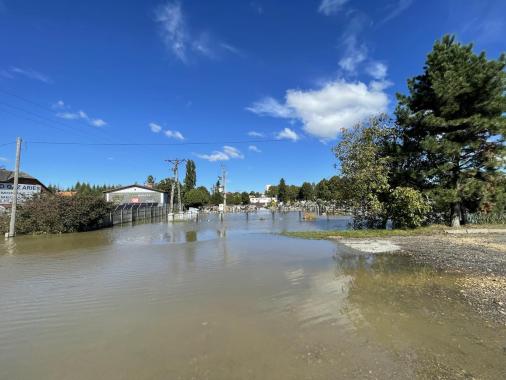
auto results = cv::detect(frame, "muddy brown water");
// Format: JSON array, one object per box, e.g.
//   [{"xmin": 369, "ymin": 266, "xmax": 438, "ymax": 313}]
[{"xmin": 0, "ymin": 212, "xmax": 505, "ymax": 379}]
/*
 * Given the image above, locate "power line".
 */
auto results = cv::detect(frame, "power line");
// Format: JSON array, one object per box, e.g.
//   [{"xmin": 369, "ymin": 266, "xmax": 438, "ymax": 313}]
[
  {"xmin": 0, "ymin": 90, "xmax": 119, "ymax": 143},
  {"xmin": 0, "ymin": 102, "xmax": 113, "ymax": 143},
  {"xmin": 19, "ymin": 139, "xmax": 286, "ymax": 146}
]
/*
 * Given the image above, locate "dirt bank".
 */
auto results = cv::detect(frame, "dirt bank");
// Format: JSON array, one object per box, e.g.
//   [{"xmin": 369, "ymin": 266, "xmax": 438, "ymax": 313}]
[{"xmin": 390, "ymin": 235, "xmax": 506, "ymax": 326}]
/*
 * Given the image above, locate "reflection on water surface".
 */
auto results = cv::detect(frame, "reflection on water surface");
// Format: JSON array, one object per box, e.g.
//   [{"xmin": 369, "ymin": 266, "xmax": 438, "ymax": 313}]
[{"xmin": 0, "ymin": 212, "xmax": 504, "ymax": 379}]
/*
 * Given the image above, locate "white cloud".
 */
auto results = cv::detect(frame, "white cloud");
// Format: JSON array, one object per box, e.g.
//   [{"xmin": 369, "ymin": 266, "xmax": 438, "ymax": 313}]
[
  {"xmin": 196, "ymin": 151, "xmax": 229, "ymax": 162},
  {"xmin": 195, "ymin": 145, "xmax": 243, "ymax": 162},
  {"xmin": 223, "ymin": 145, "xmax": 244, "ymax": 159},
  {"xmin": 52, "ymin": 100, "xmax": 65, "ymax": 109},
  {"xmin": 55, "ymin": 103, "xmax": 107, "ymax": 127},
  {"xmin": 246, "ymin": 97, "xmax": 293, "ymax": 118},
  {"xmin": 56, "ymin": 112, "xmax": 80, "ymax": 120},
  {"xmin": 9, "ymin": 66, "xmax": 52, "ymax": 84},
  {"xmin": 338, "ymin": 13, "xmax": 369, "ymax": 74},
  {"xmin": 248, "ymin": 145, "xmax": 261, "ymax": 153},
  {"xmin": 155, "ymin": 1, "xmax": 188, "ymax": 62},
  {"xmin": 90, "ymin": 118, "xmax": 107, "ymax": 127},
  {"xmin": 164, "ymin": 129, "xmax": 185, "ymax": 140},
  {"xmin": 149, "ymin": 122, "xmax": 162, "ymax": 133},
  {"xmin": 0, "ymin": 156, "xmax": 8, "ymax": 162},
  {"xmin": 248, "ymin": 131, "xmax": 264, "ymax": 138},
  {"xmin": 381, "ymin": 0, "xmax": 414, "ymax": 24},
  {"xmin": 276, "ymin": 128, "xmax": 299, "ymax": 142},
  {"xmin": 154, "ymin": 2, "xmax": 241, "ymax": 62},
  {"xmin": 366, "ymin": 61, "xmax": 388, "ymax": 80},
  {"xmin": 248, "ymin": 79, "xmax": 389, "ymax": 140},
  {"xmin": 318, "ymin": 0, "xmax": 349, "ymax": 15}
]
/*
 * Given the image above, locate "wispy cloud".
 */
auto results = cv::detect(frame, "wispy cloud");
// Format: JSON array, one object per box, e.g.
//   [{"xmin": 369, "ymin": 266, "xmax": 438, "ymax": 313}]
[
  {"xmin": 155, "ymin": 1, "xmax": 188, "ymax": 61},
  {"xmin": 250, "ymin": 2, "xmax": 263, "ymax": 14},
  {"xmin": 149, "ymin": 122, "xmax": 184, "ymax": 140},
  {"xmin": 366, "ymin": 61, "xmax": 388, "ymax": 80},
  {"xmin": 164, "ymin": 129, "xmax": 184, "ymax": 140},
  {"xmin": 223, "ymin": 145, "xmax": 244, "ymax": 159},
  {"xmin": 149, "ymin": 122, "xmax": 163, "ymax": 133},
  {"xmin": 338, "ymin": 12, "xmax": 370, "ymax": 74},
  {"xmin": 90, "ymin": 118, "xmax": 107, "ymax": 127},
  {"xmin": 246, "ymin": 97, "xmax": 293, "ymax": 118},
  {"xmin": 318, "ymin": 0, "xmax": 349, "ymax": 16},
  {"xmin": 276, "ymin": 128, "xmax": 300, "ymax": 142},
  {"xmin": 248, "ymin": 78, "xmax": 389, "ymax": 140},
  {"xmin": 248, "ymin": 145, "xmax": 261, "ymax": 153},
  {"xmin": 195, "ymin": 145, "xmax": 244, "ymax": 162},
  {"xmin": 0, "ymin": 156, "xmax": 8, "ymax": 162},
  {"xmin": 380, "ymin": 0, "xmax": 414, "ymax": 24},
  {"xmin": 248, "ymin": 131, "xmax": 265, "ymax": 138},
  {"xmin": 154, "ymin": 1, "xmax": 241, "ymax": 63},
  {"xmin": 6, "ymin": 67, "xmax": 52, "ymax": 84},
  {"xmin": 54, "ymin": 101, "xmax": 107, "ymax": 127}
]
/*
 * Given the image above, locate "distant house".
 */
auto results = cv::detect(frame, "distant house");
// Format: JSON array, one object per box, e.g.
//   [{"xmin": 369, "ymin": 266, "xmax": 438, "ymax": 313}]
[
  {"xmin": 56, "ymin": 191, "xmax": 77, "ymax": 197},
  {"xmin": 103, "ymin": 184, "xmax": 168, "ymax": 205},
  {"xmin": 0, "ymin": 169, "xmax": 48, "ymax": 208},
  {"xmin": 249, "ymin": 194, "xmax": 276, "ymax": 206}
]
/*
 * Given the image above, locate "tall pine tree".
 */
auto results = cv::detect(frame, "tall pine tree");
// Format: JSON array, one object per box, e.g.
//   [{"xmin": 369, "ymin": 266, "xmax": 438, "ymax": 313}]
[
  {"xmin": 395, "ymin": 35, "xmax": 506, "ymax": 226},
  {"xmin": 183, "ymin": 160, "xmax": 197, "ymax": 191}
]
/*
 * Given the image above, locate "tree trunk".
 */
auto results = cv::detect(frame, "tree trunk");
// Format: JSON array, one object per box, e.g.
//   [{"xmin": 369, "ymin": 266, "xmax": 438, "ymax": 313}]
[{"xmin": 451, "ymin": 202, "xmax": 461, "ymax": 228}]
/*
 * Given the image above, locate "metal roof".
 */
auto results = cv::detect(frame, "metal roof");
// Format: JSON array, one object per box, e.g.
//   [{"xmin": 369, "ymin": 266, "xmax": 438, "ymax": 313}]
[
  {"xmin": 103, "ymin": 184, "xmax": 167, "ymax": 194},
  {"xmin": 0, "ymin": 169, "xmax": 38, "ymax": 182}
]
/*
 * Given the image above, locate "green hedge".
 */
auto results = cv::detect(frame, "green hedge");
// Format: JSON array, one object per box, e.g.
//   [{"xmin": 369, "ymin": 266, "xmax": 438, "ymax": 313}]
[{"xmin": 1, "ymin": 193, "xmax": 114, "ymax": 234}]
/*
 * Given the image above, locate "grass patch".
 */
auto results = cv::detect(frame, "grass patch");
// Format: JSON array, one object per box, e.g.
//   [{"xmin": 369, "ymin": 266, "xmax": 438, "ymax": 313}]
[{"xmin": 281, "ymin": 225, "xmax": 449, "ymax": 240}]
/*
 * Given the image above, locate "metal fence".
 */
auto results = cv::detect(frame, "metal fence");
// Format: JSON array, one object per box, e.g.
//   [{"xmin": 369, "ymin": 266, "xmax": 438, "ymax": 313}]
[{"xmin": 106, "ymin": 203, "xmax": 169, "ymax": 226}]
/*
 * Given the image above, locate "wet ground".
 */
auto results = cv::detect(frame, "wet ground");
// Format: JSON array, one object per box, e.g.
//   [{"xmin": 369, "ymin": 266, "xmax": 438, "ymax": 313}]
[{"xmin": 0, "ymin": 212, "xmax": 505, "ymax": 379}]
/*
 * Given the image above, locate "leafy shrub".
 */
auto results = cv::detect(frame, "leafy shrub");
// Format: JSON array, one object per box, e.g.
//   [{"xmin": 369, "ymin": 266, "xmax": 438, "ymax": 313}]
[
  {"xmin": 183, "ymin": 187, "xmax": 210, "ymax": 208},
  {"xmin": 389, "ymin": 187, "xmax": 431, "ymax": 229},
  {"xmin": 1, "ymin": 193, "xmax": 113, "ymax": 234}
]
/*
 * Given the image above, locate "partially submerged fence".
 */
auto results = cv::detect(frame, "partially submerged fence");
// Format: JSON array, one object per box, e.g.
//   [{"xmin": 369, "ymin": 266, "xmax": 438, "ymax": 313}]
[{"xmin": 107, "ymin": 203, "xmax": 169, "ymax": 226}]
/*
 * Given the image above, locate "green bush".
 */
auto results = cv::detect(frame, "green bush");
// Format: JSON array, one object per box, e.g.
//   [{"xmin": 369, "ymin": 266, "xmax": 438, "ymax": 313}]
[
  {"xmin": 1, "ymin": 193, "xmax": 113, "ymax": 234},
  {"xmin": 389, "ymin": 187, "xmax": 431, "ymax": 229},
  {"xmin": 184, "ymin": 187, "xmax": 210, "ymax": 208}
]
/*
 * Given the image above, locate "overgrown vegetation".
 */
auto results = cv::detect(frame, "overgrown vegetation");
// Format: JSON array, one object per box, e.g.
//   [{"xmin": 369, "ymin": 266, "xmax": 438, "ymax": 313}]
[{"xmin": 0, "ymin": 193, "xmax": 113, "ymax": 234}]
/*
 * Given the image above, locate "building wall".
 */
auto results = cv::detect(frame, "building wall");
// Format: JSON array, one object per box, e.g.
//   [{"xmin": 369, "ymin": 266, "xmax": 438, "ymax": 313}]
[{"xmin": 105, "ymin": 187, "xmax": 167, "ymax": 205}]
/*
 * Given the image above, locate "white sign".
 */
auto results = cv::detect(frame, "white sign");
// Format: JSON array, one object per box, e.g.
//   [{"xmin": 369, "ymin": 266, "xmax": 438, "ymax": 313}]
[{"xmin": 0, "ymin": 182, "xmax": 41, "ymax": 204}]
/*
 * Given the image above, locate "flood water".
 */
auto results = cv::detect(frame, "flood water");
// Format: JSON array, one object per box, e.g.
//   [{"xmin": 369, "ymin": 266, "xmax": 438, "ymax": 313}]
[{"xmin": 1, "ymin": 212, "xmax": 505, "ymax": 379}]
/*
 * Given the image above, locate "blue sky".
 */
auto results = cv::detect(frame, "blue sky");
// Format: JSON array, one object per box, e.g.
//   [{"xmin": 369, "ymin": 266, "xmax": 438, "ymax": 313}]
[{"xmin": 0, "ymin": 0, "xmax": 505, "ymax": 191}]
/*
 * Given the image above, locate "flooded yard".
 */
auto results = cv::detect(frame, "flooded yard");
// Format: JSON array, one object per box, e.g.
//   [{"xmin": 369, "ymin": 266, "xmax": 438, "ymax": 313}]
[{"xmin": 0, "ymin": 212, "xmax": 505, "ymax": 379}]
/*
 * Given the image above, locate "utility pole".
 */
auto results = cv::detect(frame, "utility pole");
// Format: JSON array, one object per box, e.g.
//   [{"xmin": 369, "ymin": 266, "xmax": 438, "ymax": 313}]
[
  {"xmin": 7, "ymin": 137, "xmax": 22, "ymax": 238},
  {"xmin": 165, "ymin": 158, "xmax": 186, "ymax": 214},
  {"xmin": 220, "ymin": 164, "xmax": 227, "ymax": 211}
]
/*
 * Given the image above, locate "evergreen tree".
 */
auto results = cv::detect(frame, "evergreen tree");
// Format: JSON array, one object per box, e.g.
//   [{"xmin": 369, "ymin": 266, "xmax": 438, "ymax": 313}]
[
  {"xmin": 183, "ymin": 160, "xmax": 197, "ymax": 191},
  {"xmin": 277, "ymin": 178, "xmax": 287, "ymax": 203},
  {"xmin": 298, "ymin": 182, "xmax": 314, "ymax": 201},
  {"xmin": 241, "ymin": 192, "xmax": 250, "ymax": 205},
  {"xmin": 395, "ymin": 35, "xmax": 506, "ymax": 226}
]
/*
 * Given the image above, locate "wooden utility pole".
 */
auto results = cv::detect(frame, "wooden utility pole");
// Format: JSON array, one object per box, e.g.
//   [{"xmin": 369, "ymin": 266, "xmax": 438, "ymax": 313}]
[
  {"xmin": 7, "ymin": 137, "xmax": 22, "ymax": 238},
  {"xmin": 165, "ymin": 158, "xmax": 186, "ymax": 213}
]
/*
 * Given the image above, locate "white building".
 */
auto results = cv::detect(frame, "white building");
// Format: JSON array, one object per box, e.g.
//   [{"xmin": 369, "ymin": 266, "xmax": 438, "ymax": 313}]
[
  {"xmin": 249, "ymin": 195, "xmax": 276, "ymax": 206},
  {"xmin": 103, "ymin": 185, "xmax": 168, "ymax": 205}
]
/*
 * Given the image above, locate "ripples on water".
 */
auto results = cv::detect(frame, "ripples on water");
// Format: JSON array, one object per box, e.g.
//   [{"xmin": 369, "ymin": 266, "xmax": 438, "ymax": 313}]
[{"xmin": 0, "ymin": 212, "xmax": 505, "ymax": 379}]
